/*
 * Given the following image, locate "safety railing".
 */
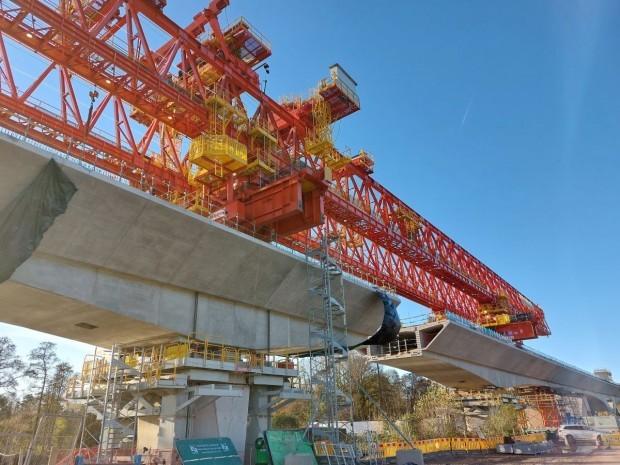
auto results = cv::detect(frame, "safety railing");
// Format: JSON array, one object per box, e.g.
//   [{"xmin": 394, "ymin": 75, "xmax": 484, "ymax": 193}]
[
  {"xmin": 314, "ymin": 442, "xmax": 356, "ymax": 465},
  {"xmin": 519, "ymin": 344, "xmax": 610, "ymax": 381},
  {"xmin": 444, "ymin": 311, "xmax": 514, "ymax": 344},
  {"xmin": 318, "ymin": 74, "xmax": 360, "ymax": 109},
  {"xmin": 66, "ymin": 335, "xmax": 303, "ymax": 400},
  {"xmin": 223, "ymin": 16, "xmax": 272, "ymax": 54},
  {"xmin": 379, "ymin": 433, "xmax": 546, "ymax": 457},
  {"xmin": 446, "ymin": 310, "xmax": 610, "ymax": 382},
  {"xmin": 400, "ymin": 313, "xmax": 434, "ymax": 328},
  {"xmin": 368, "ymin": 339, "xmax": 418, "ymax": 359}
]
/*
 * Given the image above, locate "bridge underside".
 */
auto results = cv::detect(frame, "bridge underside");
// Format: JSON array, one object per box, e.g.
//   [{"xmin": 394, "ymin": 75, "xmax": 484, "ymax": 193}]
[
  {"xmin": 368, "ymin": 320, "xmax": 620, "ymax": 404},
  {"xmin": 0, "ymin": 133, "xmax": 388, "ymax": 350}
]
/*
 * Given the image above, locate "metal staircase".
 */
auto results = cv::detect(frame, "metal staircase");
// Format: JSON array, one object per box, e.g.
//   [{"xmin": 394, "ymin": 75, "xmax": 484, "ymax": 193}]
[
  {"xmin": 97, "ymin": 345, "xmax": 140, "ymax": 461},
  {"xmin": 306, "ymin": 232, "xmax": 354, "ymax": 443},
  {"xmin": 67, "ymin": 346, "xmax": 140, "ymax": 462}
]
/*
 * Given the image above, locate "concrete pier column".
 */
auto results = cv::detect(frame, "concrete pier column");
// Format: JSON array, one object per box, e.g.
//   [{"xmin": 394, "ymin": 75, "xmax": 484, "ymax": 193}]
[
  {"xmin": 191, "ymin": 390, "xmax": 250, "ymax": 456},
  {"xmin": 245, "ymin": 385, "xmax": 272, "ymax": 465},
  {"xmin": 158, "ymin": 394, "xmax": 180, "ymax": 448}
]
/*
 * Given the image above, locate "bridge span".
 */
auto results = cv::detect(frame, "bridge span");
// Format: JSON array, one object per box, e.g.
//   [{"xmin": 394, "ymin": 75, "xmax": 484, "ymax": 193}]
[
  {"xmin": 2, "ymin": 133, "xmax": 619, "ymax": 461},
  {"xmin": 368, "ymin": 316, "xmax": 620, "ymax": 410}
]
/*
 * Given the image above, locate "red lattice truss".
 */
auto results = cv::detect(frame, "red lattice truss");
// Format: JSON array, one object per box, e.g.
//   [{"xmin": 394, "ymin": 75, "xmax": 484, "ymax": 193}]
[{"xmin": 0, "ymin": 0, "xmax": 549, "ymax": 338}]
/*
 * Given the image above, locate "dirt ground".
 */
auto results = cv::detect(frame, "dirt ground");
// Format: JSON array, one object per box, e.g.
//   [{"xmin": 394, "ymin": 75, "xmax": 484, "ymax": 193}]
[{"xmin": 422, "ymin": 446, "xmax": 620, "ymax": 464}]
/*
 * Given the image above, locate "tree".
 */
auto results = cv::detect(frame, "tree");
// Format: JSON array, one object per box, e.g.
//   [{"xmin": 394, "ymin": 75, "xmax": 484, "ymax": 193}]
[
  {"xmin": 0, "ymin": 336, "xmax": 24, "ymax": 393},
  {"xmin": 0, "ymin": 393, "xmax": 15, "ymax": 420},
  {"xmin": 482, "ymin": 404, "xmax": 520, "ymax": 438},
  {"xmin": 44, "ymin": 362, "xmax": 74, "ymax": 414},
  {"xmin": 24, "ymin": 342, "xmax": 59, "ymax": 430},
  {"xmin": 405, "ymin": 383, "xmax": 464, "ymax": 439},
  {"xmin": 272, "ymin": 413, "xmax": 301, "ymax": 430},
  {"xmin": 401, "ymin": 373, "xmax": 432, "ymax": 411}
]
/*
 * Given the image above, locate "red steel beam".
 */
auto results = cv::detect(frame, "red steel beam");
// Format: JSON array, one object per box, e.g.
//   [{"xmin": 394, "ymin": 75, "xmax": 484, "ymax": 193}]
[{"xmin": 330, "ymin": 162, "xmax": 549, "ymax": 335}]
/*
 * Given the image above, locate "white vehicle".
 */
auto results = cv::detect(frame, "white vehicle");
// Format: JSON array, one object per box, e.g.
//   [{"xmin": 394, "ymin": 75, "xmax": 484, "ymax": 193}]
[{"xmin": 557, "ymin": 424, "xmax": 605, "ymax": 446}]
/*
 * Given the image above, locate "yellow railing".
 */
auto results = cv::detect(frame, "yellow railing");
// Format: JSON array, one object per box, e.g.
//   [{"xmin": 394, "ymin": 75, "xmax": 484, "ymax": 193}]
[
  {"xmin": 68, "ymin": 335, "xmax": 302, "ymax": 397},
  {"xmin": 189, "ymin": 133, "xmax": 248, "ymax": 170},
  {"xmin": 379, "ymin": 433, "xmax": 546, "ymax": 457},
  {"xmin": 602, "ymin": 433, "xmax": 620, "ymax": 446}
]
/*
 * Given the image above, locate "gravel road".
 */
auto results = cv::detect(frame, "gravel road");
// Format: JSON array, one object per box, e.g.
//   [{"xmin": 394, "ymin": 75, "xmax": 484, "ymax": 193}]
[{"xmin": 422, "ymin": 446, "xmax": 620, "ymax": 464}]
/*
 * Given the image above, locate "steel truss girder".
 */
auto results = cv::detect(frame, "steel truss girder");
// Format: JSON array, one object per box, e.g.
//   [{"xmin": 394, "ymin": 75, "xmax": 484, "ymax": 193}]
[
  {"xmin": 0, "ymin": 0, "xmax": 550, "ymax": 338},
  {"xmin": 329, "ymin": 164, "xmax": 549, "ymax": 335},
  {"xmin": 289, "ymin": 223, "xmax": 480, "ymax": 321}
]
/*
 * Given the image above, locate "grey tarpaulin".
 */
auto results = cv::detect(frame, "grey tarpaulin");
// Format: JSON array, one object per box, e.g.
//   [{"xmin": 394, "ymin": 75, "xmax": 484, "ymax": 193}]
[{"xmin": 0, "ymin": 159, "xmax": 77, "ymax": 283}]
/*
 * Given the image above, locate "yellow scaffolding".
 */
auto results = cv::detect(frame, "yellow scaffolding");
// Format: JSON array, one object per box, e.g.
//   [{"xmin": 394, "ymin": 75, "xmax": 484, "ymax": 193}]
[
  {"xmin": 187, "ymin": 85, "xmax": 249, "ymax": 185},
  {"xmin": 305, "ymin": 96, "xmax": 334, "ymax": 155},
  {"xmin": 243, "ymin": 116, "xmax": 278, "ymax": 175},
  {"xmin": 189, "ymin": 133, "xmax": 247, "ymax": 171}
]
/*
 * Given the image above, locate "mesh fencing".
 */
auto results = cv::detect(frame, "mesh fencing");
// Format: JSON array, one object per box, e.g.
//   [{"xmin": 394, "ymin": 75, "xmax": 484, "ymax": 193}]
[{"xmin": 25, "ymin": 414, "xmax": 83, "ymax": 465}]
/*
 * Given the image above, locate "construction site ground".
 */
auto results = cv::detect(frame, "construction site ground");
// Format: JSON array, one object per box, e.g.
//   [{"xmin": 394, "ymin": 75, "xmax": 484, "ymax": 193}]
[{"xmin": 423, "ymin": 446, "xmax": 620, "ymax": 464}]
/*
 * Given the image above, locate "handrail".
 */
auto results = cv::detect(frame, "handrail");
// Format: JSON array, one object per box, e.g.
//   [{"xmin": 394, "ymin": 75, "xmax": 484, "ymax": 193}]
[{"xmin": 445, "ymin": 311, "xmax": 514, "ymax": 344}]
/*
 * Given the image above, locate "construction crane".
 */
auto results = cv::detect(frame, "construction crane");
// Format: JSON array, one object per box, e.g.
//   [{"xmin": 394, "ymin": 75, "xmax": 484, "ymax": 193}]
[{"xmin": 0, "ymin": 0, "xmax": 550, "ymax": 341}]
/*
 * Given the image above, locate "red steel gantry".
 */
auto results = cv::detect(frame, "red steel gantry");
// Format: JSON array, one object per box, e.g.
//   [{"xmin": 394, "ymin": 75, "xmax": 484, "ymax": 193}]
[{"xmin": 0, "ymin": 0, "xmax": 550, "ymax": 340}]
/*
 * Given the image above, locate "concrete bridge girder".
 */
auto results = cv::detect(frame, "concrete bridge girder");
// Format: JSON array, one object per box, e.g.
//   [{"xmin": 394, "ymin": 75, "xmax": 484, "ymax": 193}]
[
  {"xmin": 372, "ymin": 321, "xmax": 620, "ymax": 405},
  {"xmin": 0, "ymin": 133, "xmax": 387, "ymax": 350}
]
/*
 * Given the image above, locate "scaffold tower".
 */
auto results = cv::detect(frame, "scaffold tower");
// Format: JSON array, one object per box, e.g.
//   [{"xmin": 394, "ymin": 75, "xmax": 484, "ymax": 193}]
[
  {"xmin": 67, "ymin": 346, "xmax": 140, "ymax": 463},
  {"xmin": 306, "ymin": 232, "xmax": 354, "ymax": 443}
]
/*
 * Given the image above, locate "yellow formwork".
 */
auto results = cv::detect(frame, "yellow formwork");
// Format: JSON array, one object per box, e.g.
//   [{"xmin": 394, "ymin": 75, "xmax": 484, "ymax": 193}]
[
  {"xmin": 242, "ymin": 146, "xmax": 277, "ymax": 176},
  {"xmin": 394, "ymin": 208, "xmax": 421, "ymax": 241},
  {"xmin": 69, "ymin": 337, "xmax": 303, "ymax": 392},
  {"xmin": 198, "ymin": 64, "xmax": 223, "ymax": 87},
  {"xmin": 187, "ymin": 163, "xmax": 226, "ymax": 188},
  {"xmin": 323, "ymin": 148, "xmax": 351, "ymax": 171},
  {"xmin": 162, "ymin": 342, "xmax": 190, "ymax": 361}
]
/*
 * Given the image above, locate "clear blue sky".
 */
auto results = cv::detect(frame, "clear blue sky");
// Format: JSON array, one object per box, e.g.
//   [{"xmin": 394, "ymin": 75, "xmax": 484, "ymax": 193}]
[{"xmin": 3, "ymin": 0, "xmax": 620, "ymax": 380}]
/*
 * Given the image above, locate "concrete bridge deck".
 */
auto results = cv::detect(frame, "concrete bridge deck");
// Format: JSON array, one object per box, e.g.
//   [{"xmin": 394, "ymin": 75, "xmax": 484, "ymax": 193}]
[
  {"xmin": 367, "ymin": 317, "xmax": 620, "ymax": 403},
  {"xmin": 0, "ymin": 132, "xmax": 386, "ymax": 351}
]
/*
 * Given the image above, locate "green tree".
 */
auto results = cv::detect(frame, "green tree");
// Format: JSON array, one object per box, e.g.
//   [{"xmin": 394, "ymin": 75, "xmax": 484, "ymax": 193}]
[
  {"xmin": 405, "ymin": 383, "xmax": 463, "ymax": 439},
  {"xmin": 24, "ymin": 342, "xmax": 60, "ymax": 430},
  {"xmin": 271, "ymin": 399, "xmax": 310, "ymax": 430},
  {"xmin": 44, "ymin": 362, "xmax": 74, "ymax": 414},
  {"xmin": 0, "ymin": 336, "xmax": 24, "ymax": 393},
  {"xmin": 0, "ymin": 393, "xmax": 15, "ymax": 420},
  {"xmin": 272, "ymin": 413, "xmax": 301, "ymax": 430},
  {"xmin": 482, "ymin": 404, "xmax": 520, "ymax": 438}
]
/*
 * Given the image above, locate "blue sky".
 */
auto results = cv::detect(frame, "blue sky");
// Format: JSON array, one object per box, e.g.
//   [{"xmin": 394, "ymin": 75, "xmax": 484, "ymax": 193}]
[{"xmin": 3, "ymin": 1, "xmax": 620, "ymax": 380}]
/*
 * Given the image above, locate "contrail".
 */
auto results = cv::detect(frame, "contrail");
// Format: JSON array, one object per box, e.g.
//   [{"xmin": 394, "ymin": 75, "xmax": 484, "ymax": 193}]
[{"xmin": 461, "ymin": 96, "xmax": 474, "ymax": 125}]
